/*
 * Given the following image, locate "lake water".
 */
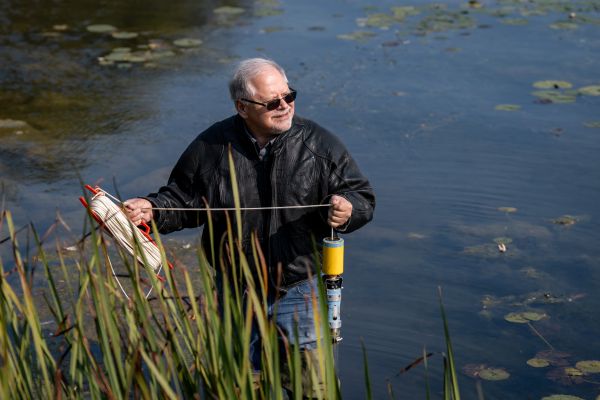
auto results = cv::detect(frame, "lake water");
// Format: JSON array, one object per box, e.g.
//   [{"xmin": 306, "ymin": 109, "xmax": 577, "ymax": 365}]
[{"xmin": 2, "ymin": 0, "xmax": 600, "ymax": 398}]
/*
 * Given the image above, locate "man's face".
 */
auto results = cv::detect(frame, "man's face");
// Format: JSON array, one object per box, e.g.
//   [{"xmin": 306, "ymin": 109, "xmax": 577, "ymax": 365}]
[{"xmin": 237, "ymin": 66, "xmax": 295, "ymax": 138}]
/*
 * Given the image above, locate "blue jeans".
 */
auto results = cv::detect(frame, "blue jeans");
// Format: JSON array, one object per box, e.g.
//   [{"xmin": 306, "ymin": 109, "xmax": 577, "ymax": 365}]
[{"xmin": 249, "ymin": 276, "xmax": 319, "ymax": 370}]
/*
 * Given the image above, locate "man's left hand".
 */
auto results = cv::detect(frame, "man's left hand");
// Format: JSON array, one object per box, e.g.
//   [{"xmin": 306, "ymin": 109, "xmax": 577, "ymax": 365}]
[{"xmin": 328, "ymin": 195, "xmax": 352, "ymax": 229}]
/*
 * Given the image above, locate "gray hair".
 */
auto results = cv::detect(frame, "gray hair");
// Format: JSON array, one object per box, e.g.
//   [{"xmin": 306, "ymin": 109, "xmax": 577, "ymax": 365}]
[{"xmin": 229, "ymin": 58, "xmax": 288, "ymax": 101}]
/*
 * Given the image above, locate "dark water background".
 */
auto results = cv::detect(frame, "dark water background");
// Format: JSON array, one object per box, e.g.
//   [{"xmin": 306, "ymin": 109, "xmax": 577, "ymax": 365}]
[{"xmin": 2, "ymin": 0, "xmax": 600, "ymax": 398}]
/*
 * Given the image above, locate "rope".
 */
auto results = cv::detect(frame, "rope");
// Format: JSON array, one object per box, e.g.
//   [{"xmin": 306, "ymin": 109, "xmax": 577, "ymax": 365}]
[
  {"xmin": 102, "ymin": 190, "xmax": 331, "ymax": 212},
  {"xmin": 88, "ymin": 191, "xmax": 163, "ymax": 300}
]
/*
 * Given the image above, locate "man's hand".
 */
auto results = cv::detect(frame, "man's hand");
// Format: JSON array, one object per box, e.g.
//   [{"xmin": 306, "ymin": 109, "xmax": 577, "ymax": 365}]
[
  {"xmin": 328, "ymin": 195, "xmax": 352, "ymax": 229},
  {"xmin": 123, "ymin": 198, "xmax": 153, "ymax": 226}
]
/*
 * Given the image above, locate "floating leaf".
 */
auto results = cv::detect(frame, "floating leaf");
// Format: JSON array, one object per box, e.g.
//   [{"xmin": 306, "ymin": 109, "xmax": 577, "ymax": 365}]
[
  {"xmin": 495, "ymin": 104, "xmax": 521, "ymax": 111},
  {"xmin": 550, "ymin": 22, "xmax": 578, "ymax": 29},
  {"xmin": 504, "ymin": 312, "xmax": 529, "ymax": 323},
  {"xmin": 552, "ymin": 215, "xmax": 577, "ymax": 225},
  {"xmin": 173, "ymin": 38, "xmax": 203, "ymax": 48},
  {"xmin": 532, "ymin": 90, "xmax": 577, "ymax": 104},
  {"xmin": 533, "ymin": 80, "xmax": 573, "ymax": 89},
  {"xmin": 498, "ymin": 206, "xmax": 517, "ymax": 213},
  {"xmin": 584, "ymin": 121, "xmax": 600, "ymax": 128},
  {"xmin": 541, "ymin": 395, "xmax": 584, "ymax": 400},
  {"xmin": 575, "ymin": 360, "xmax": 600, "ymax": 374},
  {"xmin": 546, "ymin": 367, "xmax": 585, "ymax": 385},
  {"xmin": 213, "ymin": 6, "xmax": 245, "ymax": 15},
  {"xmin": 112, "ymin": 47, "xmax": 132, "ymax": 53},
  {"xmin": 521, "ymin": 311, "xmax": 547, "ymax": 321},
  {"xmin": 478, "ymin": 367, "xmax": 510, "ymax": 381},
  {"xmin": 111, "ymin": 31, "xmax": 138, "ymax": 39},
  {"xmin": 527, "ymin": 358, "xmax": 550, "ymax": 368},
  {"xmin": 86, "ymin": 24, "xmax": 117, "ymax": 33},
  {"xmin": 578, "ymin": 85, "xmax": 600, "ymax": 96},
  {"xmin": 337, "ymin": 31, "xmax": 377, "ymax": 41},
  {"xmin": 493, "ymin": 237, "xmax": 513, "ymax": 245},
  {"xmin": 564, "ymin": 367, "xmax": 583, "ymax": 377},
  {"xmin": 536, "ymin": 350, "xmax": 571, "ymax": 367},
  {"xmin": 391, "ymin": 6, "xmax": 420, "ymax": 21},
  {"xmin": 462, "ymin": 363, "xmax": 488, "ymax": 378},
  {"xmin": 362, "ymin": 13, "xmax": 397, "ymax": 29}
]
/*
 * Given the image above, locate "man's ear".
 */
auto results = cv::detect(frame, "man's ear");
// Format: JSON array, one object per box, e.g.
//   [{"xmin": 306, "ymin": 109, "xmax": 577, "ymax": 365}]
[{"xmin": 236, "ymin": 100, "xmax": 248, "ymax": 119}]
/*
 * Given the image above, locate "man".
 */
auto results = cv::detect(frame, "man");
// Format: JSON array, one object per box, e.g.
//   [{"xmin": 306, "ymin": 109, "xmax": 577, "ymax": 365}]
[{"xmin": 124, "ymin": 57, "xmax": 375, "ymax": 382}]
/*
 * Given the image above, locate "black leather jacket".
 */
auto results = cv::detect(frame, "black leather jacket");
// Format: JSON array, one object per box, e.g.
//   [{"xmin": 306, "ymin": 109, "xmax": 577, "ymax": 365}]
[{"xmin": 145, "ymin": 114, "xmax": 375, "ymax": 288}]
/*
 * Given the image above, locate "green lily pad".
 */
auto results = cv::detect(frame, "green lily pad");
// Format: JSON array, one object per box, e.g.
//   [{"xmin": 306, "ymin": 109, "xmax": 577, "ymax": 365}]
[
  {"xmin": 391, "ymin": 6, "xmax": 420, "ymax": 21},
  {"xmin": 578, "ymin": 85, "xmax": 600, "ymax": 96},
  {"xmin": 498, "ymin": 206, "xmax": 517, "ymax": 213},
  {"xmin": 112, "ymin": 47, "xmax": 131, "ymax": 53},
  {"xmin": 584, "ymin": 121, "xmax": 600, "ymax": 128},
  {"xmin": 111, "ymin": 31, "xmax": 138, "ymax": 39},
  {"xmin": 104, "ymin": 52, "xmax": 135, "ymax": 62},
  {"xmin": 504, "ymin": 312, "xmax": 529, "ymax": 323},
  {"xmin": 564, "ymin": 367, "xmax": 583, "ymax": 377},
  {"xmin": 550, "ymin": 22, "xmax": 578, "ymax": 29},
  {"xmin": 552, "ymin": 215, "xmax": 577, "ymax": 225},
  {"xmin": 521, "ymin": 311, "xmax": 547, "ymax": 321},
  {"xmin": 495, "ymin": 104, "xmax": 521, "ymax": 111},
  {"xmin": 86, "ymin": 24, "xmax": 117, "ymax": 33},
  {"xmin": 541, "ymin": 395, "xmax": 584, "ymax": 400},
  {"xmin": 575, "ymin": 360, "xmax": 600, "ymax": 374},
  {"xmin": 337, "ymin": 31, "xmax": 377, "ymax": 41},
  {"xmin": 173, "ymin": 38, "xmax": 203, "ymax": 48},
  {"xmin": 362, "ymin": 13, "xmax": 397, "ymax": 29},
  {"xmin": 213, "ymin": 6, "xmax": 245, "ymax": 15},
  {"xmin": 478, "ymin": 367, "xmax": 510, "ymax": 381},
  {"xmin": 531, "ymin": 90, "xmax": 577, "ymax": 103},
  {"xmin": 493, "ymin": 237, "xmax": 513, "ymax": 245},
  {"xmin": 533, "ymin": 80, "xmax": 573, "ymax": 89},
  {"xmin": 527, "ymin": 358, "xmax": 550, "ymax": 368}
]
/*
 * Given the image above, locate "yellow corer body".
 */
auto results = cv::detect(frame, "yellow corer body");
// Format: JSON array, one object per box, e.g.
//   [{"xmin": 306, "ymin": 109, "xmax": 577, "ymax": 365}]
[{"xmin": 322, "ymin": 237, "xmax": 344, "ymax": 275}]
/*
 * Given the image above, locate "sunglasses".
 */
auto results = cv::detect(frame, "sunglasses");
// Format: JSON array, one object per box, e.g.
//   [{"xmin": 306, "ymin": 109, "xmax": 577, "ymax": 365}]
[{"xmin": 240, "ymin": 89, "xmax": 297, "ymax": 111}]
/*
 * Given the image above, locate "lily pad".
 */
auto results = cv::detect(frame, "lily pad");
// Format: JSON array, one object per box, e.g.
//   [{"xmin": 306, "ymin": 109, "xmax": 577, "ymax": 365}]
[
  {"xmin": 362, "ymin": 13, "xmax": 397, "ymax": 29},
  {"xmin": 550, "ymin": 22, "xmax": 578, "ymax": 30},
  {"xmin": 520, "ymin": 311, "xmax": 547, "ymax": 321},
  {"xmin": 533, "ymin": 80, "xmax": 573, "ymax": 89},
  {"xmin": 536, "ymin": 350, "xmax": 571, "ymax": 367},
  {"xmin": 391, "ymin": 6, "xmax": 420, "ymax": 20},
  {"xmin": 173, "ymin": 38, "xmax": 203, "ymax": 48},
  {"xmin": 111, "ymin": 31, "xmax": 138, "ymax": 39},
  {"xmin": 498, "ymin": 206, "xmax": 517, "ymax": 213},
  {"xmin": 578, "ymin": 85, "xmax": 600, "ymax": 96},
  {"xmin": 584, "ymin": 121, "xmax": 600, "ymax": 128},
  {"xmin": 552, "ymin": 215, "xmax": 577, "ymax": 225},
  {"xmin": 478, "ymin": 367, "xmax": 510, "ymax": 381},
  {"xmin": 493, "ymin": 237, "xmax": 513, "ymax": 245},
  {"xmin": 541, "ymin": 395, "xmax": 584, "ymax": 400},
  {"xmin": 495, "ymin": 104, "xmax": 521, "ymax": 111},
  {"xmin": 575, "ymin": 360, "xmax": 600, "ymax": 374},
  {"xmin": 86, "ymin": 24, "xmax": 117, "ymax": 33},
  {"xmin": 531, "ymin": 90, "xmax": 577, "ymax": 104},
  {"xmin": 504, "ymin": 312, "xmax": 529, "ymax": 323},
  {"xmin": 213, "ymin": 6, "xmax": 245, "ymax": 15},
  {"xmin": 527, "ymin": 358, "xmax": 550, "ymax": 368},
  {"xmin": 337, "ymin": 31, "xmax": 377, "ymax": 41},
  {"xmin": 564, "ymin": 367, "xmax": 583, "ymax": 377}
]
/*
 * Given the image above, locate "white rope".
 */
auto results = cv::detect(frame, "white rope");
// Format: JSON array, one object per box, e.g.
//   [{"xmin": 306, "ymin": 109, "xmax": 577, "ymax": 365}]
[
  {"xmin": 88, "ymin": 191, "xmax": 163, "ymax": 300},
  {"xmin": 100, "ymin": 190, "xmax": 331, "ymax": 212}
]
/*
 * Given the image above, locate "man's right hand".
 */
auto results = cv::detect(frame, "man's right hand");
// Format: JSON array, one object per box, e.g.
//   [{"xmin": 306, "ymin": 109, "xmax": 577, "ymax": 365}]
[{"xmin": 123, "ymin": 198, "xmax": 153, "ymax": 226}]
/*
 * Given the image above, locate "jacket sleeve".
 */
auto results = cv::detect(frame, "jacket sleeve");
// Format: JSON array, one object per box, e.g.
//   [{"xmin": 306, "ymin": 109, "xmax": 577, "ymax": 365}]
[
  {"xmin": 320, "ymin": 132, "xmax": 376, "ymax": 233},
  {"xmin": 142, "ymin": 135, "xmax": 214, "ymax": 234}
]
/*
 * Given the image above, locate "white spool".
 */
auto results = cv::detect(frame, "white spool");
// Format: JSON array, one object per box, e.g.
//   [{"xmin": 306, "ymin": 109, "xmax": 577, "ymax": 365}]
[{"xmin": 88, "ymin": 191, "xmax": 163, "ymax": 299}]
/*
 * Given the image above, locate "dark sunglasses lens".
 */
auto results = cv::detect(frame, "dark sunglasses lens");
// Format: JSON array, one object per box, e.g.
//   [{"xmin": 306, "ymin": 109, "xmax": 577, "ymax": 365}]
[
  {"xmin": 264, "ymin": 91, "xmax": 297, "ymax": 111},
  {"xmin": 265, "ymin": 99, "xmax": 281, "ymax": 111},
  {"xmin": 284, "ymin": 91, "xmax": 297, "ymax": 104}
]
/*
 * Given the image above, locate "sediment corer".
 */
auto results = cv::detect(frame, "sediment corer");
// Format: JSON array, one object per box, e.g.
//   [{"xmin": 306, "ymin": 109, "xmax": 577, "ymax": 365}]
[{"xmin": 322, "ymin": 235, "xmax": 344, "ymax": 343}]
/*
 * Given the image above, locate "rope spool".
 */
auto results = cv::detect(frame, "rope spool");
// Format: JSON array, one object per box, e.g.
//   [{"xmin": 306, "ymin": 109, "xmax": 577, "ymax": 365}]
[{"xmin": 80, "ymin": 186, "xmax": 164, "ymax": 299}]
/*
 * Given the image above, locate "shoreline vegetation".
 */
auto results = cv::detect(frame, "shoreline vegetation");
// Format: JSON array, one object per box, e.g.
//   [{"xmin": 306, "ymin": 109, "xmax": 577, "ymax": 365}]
[{"xmin": 0, "ymin": 206, "xmax": 463, "ymax": 399}]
